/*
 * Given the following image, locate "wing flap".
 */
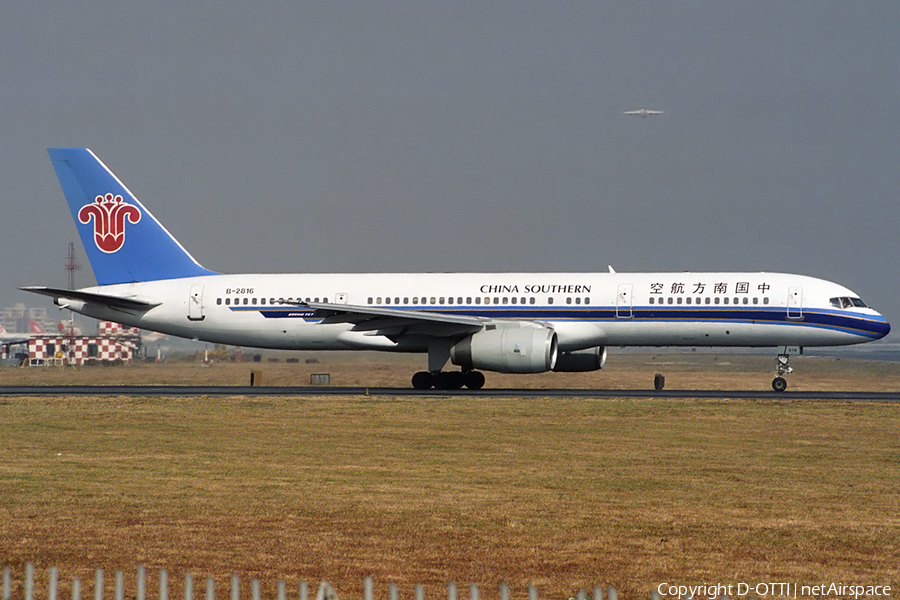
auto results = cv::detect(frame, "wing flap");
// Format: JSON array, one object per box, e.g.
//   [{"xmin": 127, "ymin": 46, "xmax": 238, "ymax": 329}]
[{"xmin": 301, "ymin": 301, "xmax": 486, "ymax": 337}]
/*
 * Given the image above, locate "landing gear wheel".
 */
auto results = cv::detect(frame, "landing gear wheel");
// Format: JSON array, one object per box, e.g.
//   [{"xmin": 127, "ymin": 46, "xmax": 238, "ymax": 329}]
[
  {"xmin": 772, "ymin": 377, "xmax": 787, "ymax": 392},
  {"xmin": 463, "ymin": 371, "xmax": 485, "ymax": 390},
  {"xmin": 412, "ymin": 371, "xmax": 434, "ymax": 390},
  {"xmin": 435, "ymin": 371, "xmax": 465, "ymax": 390}
]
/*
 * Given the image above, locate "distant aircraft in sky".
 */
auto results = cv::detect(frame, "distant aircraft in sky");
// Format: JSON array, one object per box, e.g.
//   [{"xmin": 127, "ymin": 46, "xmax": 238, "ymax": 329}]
[
  {"xmin": 624, "ymin": 108, "xmax": 664, "ymax": 118},
  {"xmin": 22, "ymin": 148, "xmax": 890, "ymax": 392}
]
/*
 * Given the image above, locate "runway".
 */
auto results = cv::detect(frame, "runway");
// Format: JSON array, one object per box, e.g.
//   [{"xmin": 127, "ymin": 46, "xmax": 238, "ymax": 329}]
[{"xmin": 0, "ymin": 385, "xmax": 898, "ymax": 401}]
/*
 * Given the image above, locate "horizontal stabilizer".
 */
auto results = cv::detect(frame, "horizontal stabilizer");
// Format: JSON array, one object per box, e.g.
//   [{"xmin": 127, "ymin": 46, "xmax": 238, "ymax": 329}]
[{"xmin": 20, "ymin": 286, "xmax": 160, "ymax": 311}]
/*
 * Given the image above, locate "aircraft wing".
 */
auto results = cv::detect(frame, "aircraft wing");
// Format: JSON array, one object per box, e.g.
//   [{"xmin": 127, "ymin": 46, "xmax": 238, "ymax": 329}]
[
  {"xmin": 303, "ymin": 301, "xmax": 486, "ymax": 337},
  {"xmin": 20, "ymin": 286, "xmax": 161, "ymax": 312}
]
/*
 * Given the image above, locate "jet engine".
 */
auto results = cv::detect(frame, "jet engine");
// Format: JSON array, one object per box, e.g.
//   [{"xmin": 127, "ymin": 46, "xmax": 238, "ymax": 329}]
[
  {"xmin": 552, "ymin": 346, "xmax": 608, "ymax": 372},
  {"xmin": 450, "ymin": 326, "xmax": 558, "ymax": 373}
]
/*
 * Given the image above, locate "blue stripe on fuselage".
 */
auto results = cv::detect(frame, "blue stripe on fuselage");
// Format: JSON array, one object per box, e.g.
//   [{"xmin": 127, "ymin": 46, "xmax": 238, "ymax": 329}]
[{"xmin": 230, "ymin": 305, "xmax": 889, "ymax": 340}]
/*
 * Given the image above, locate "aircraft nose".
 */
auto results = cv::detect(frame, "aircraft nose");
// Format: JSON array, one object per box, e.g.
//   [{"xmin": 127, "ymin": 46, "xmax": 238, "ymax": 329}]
[{"xmin": 873, "ymin": 312, "xmax": 891, "ymax": 339}]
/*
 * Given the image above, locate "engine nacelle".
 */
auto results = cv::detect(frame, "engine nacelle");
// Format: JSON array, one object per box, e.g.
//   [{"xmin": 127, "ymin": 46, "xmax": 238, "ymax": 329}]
[
  {"xmin": 552, "ymin": 346, "xmax": 608, "ymax": 372},
  {"xmin": 450, "ymin": 326, "xmax": 558, "ymax": 373}
]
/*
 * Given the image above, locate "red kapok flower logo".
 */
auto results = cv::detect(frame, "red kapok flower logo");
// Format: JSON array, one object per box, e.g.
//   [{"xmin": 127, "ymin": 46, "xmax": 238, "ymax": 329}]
[{"xmin": 78, "ymin": 193, "xmax": 142, "ymax": 253}]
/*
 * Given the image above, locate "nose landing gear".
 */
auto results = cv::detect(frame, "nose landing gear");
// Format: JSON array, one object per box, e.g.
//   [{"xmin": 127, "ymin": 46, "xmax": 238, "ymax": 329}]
[{"xmin": 772, "ymin": 346, "xmax": 801, "ymax": 392}]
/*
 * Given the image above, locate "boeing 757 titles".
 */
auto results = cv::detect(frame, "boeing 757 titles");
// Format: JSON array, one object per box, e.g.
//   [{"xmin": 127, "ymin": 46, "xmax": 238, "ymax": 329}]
[{"xmin": 23, "ymin": 149, "xmax": 890, "ymax": 391}]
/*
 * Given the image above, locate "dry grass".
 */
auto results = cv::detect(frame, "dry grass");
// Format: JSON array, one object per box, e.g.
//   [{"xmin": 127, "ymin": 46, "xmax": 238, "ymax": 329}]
[
  {"xmin": 5, "ymin": 351, "xmax": 900, "ymax": 392},
  {"xmin": 1, "ymin": 356, "xmax": 899, "ymax": 599}
]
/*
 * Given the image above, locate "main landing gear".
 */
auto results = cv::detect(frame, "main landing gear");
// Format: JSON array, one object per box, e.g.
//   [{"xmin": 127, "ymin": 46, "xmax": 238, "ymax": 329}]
[
  {"xmin": 412, "ymin": 370, "xmax": 486, "ymax": 390},
  {"xmin": 772, "ymin": 346, "xmax": 801, "ymax": 392}
]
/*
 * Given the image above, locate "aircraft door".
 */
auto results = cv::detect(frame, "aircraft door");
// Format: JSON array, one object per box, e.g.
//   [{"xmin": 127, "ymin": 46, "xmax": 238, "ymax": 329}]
[
  {"xmin": 787, "ymin": 286, "xmax": 803, "ymax": 319},
  {"xmin": 616, "ymin": 283, "xmax": 633, "ymax": 319},
  {"xmin": 188, "ymin": 284, "xmax": 205, "ymax": 321}
]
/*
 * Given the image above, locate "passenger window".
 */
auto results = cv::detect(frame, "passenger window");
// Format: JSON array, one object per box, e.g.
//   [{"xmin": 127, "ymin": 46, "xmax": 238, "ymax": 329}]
[
  {"xmin": 403, "ymin": 297, "xmax": 408, "ymax": 304},
  {"xmin": 714, "ymin": 297, "xmax": 720, "ymax": 305},
  {"xmin": 217, "ymin": 298, "xmax": 222, "ymax": 305},
  {"xmin": 502, "ymin": 297, "xmax": 508, "ymax": 305},
  {"xmin": 225, "ymin": 298, "xmax": 230, "ymax": 306},
  {"xmin": 649, "ymin": 297, "xmax": 655, "ymax": 305},
  {"xmin": 743, "ymin": 298, "xmax": 749, "ymax": 305},
  {"xmin": 466, "ymin": 297, "xmax": 472, "ymax": 304},
  {"xmin": 686, "ymin": 297, "xmax": 692, "ymax": 305},
  {"xmin": 667, "ymin": 298, "xmax": 673, "ymax": 305},
  {"xmin": 252, "ymin": 298, "xmax": 258, "ymax": 305},
  {"xmin": 430, "ymin": 297, "xmax": 436, "ymax": 304},
  {"xmin": 475, "ymin": 297, "xmax": 481, "ymax": 305},
  {"xmin": 548, "ymin": 297, "xmax": 554, "ymax": 305},
  {"xmin": 261, "ymin": 298, "xmax": 266, "ymax": 305},
  {"xmin": 458, "ymin": 297, "xmax": 464, "ymax": 304},
  {"xmin": 584, "ymin": 297, "xmax": 590, "ymax": 304},
  {"xmin": 412, "ymin": 297, "xmax": 418, "ymax": 305},
  {"xmin": 439, "ymin": 297, "xmax": 445, "ymax": 304},
  {"xmin": 753, "ymin": 297, "xmax": 759, "ymax": 305},
  {"xmin": 677, "ymin": 298, "xmax": 683, "ymax": 305},
  {"xmin": 723, "ymin": 298, "xmax": 729, "ymax": 305},
  {"xmin": 764, "ymin": 297, "xmax": 770, "ymax": 305},
  {"xmin": 705, "ymin": 298, "xmax": 710, "ymax": 305},
  {"xmin": 511, "ymin": 297, "xmax": 517, "ymax": 305},
  {"xmin": 566, "ymin": 297, "xmax": 572, "ymax": 305},
  {"xmin": 448, "ymin": 297, "xmax": 454, "ymax": 305}
]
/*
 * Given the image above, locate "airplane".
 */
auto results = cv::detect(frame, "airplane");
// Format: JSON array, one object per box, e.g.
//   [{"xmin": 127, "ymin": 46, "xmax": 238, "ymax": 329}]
[
  {"xmin": 624, "ymin": 108, "xmax": 664, "ymax": 118},
  {"xmin": 0, "ymin": 320, "xmax": 47, "ymax": 346},
  {"xmin": 22, "ymin": 148, "xmax": 890, "ymax": 392}
]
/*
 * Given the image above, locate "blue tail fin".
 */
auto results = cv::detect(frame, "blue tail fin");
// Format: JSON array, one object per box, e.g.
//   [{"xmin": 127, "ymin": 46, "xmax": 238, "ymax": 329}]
[{"xmin": 48, "ymin": 148, "xmax": 217, "ymax": 285}]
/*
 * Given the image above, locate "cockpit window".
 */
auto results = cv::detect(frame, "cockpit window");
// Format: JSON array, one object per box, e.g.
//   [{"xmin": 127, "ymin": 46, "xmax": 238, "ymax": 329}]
[{"xmin": 830, "ymin": 296, "xmax": 868, "ymax": 309}]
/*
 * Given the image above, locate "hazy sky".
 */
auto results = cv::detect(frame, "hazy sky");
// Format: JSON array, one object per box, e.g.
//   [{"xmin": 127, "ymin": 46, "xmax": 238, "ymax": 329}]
[{"xmin": 2, "ymin": 3, "xmax": 899, "ymax": 327}]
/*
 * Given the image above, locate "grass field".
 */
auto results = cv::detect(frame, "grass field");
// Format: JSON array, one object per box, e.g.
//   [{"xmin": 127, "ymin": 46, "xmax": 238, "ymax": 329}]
[{"xmin": 1, "ymin": 355, "xmax": 899, "ymax": 599}]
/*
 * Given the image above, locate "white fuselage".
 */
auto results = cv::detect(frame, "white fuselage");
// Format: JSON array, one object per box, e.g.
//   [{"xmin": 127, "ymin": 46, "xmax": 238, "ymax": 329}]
[{"xmin": 62, "ymin": 271, "xmax": 890, "ymax": 353}]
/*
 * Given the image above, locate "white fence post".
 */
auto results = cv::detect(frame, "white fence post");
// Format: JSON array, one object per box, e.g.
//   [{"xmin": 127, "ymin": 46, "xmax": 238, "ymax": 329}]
[
  {"xmin": 251, "ymin": 579, "xmax": 260, "ymax": 600},
  {"xmin": 468, "ymin": 584, "xmax": 478, "ymax": 600},
  {"xmin": 206, "ymin": 577, "xmax": 215, "ymax": 600},
  {"xmin": 137, "ymin": 566, "xmax": 146, "ymax": 600},
  {"xmin": 115, "ymin": 570, "xmax": 124, "ymax": 600},
  {"xmin": 49, "ymin": 567, "xmax": 59, "ymax": 600},
  {"xmin": 185, "ymin": 575, "xmax": 194, "ymax": 600},
  {"xmin": 72, "ymin": 578, "xmax": 82, "ymax": 600},
  {"xmin": 277, "ymin": 581, "xmax": 286, "ymax": 600},
  {"xmin": 415, "ymin": 583, "xmax": 425, "ymax": 600},
  {"xmin": 499, "ymin": 583, "xmax": 509, "ymax": 600},
  {"xmin": 447, "ymin": 582, "xmax": 457, "ymax": 600},
  {"xmin": 593, "ymin": 586, "xmax": 603, "ymax": 600},
  {"xmin": 25, "ymin": 563, "xmax": 34, "ymax": 600},
  {"xmin": 606, "ymin": 588, "xmax": 617, "ymax": 600},
  {"xmin": 363, "ymin": 577, "xmax": 373, "ymax": 600},
  {"xmin": 528, "ymin": 585, "xmax": 537, "ymax": 600},
  {"xmin": 231, "ymin": 575, "xmax": 240, "ymax": 600},
  {"xmin": 299, "ymin": 581, "xmax": 308, "ymax": 600},
  {"xmin": 388, "ymin": 583, "xmax": 398, "ymax": 600},
  {"xmin": 95, "ymin": 569, "xmax": 104, "ymax": 600},
  {"xmin": 160, "ymin": 569, "xmax": 169, "ymax": 600}
]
